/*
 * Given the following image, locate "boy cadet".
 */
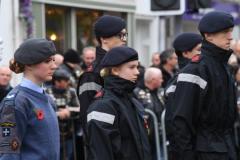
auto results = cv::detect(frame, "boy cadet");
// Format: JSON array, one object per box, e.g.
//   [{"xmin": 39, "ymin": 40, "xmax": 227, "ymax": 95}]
[
  {"xmin": 170, "ymin": 11, "xmax": 238, "ymax": 160},
  {"xmin": 77, "ymin": 15, "xmax": 127, "ymax": 133}
]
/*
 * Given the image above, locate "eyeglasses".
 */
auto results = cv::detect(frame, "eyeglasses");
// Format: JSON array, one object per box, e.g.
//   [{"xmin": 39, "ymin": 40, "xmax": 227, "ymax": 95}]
[{"xmin": 116, "ymin": 32, "xmax": 128, "ymax": 41}]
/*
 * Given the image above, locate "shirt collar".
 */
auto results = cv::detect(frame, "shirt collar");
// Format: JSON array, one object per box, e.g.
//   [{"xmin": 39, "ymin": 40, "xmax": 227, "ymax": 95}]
[{"xmin": 20, "ymin": 78, "xmax": 44, "ymax": 94}]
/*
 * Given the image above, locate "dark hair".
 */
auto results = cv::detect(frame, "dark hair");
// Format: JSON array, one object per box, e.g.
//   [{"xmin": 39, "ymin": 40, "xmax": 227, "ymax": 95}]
[
  {"xmin": 96, "ymin": 37, "xmax": 102, "ymax": 46},
  {"xmin": 9, "ymin": 59, "xmax": 25, "ymax": 74},
  {"xmin": 160, "ymin": 49, "xmax": 175, "ymax": 65},
  {"xmin": 175, "ymin": 50, "xmax": 183, "ymax": 57}
]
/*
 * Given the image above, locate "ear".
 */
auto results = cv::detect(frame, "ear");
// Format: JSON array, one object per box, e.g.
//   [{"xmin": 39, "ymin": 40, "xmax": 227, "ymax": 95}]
[
  {"xmin": 101, "ymin": 37, "xmax": 107, "ymax": 44},
  {"xmin": 111, "ymin": 67, "xmax": 119, "ymax": 76},
  {"xmin": 204, "ymin": 33, "xmax": 213, "ymax": 41},
  {"xmin": 182, "ymin": 51, "xmax": 189, "ymax": 58},
  {"xmin": 24, "ymin": 65, "xmax": 32, "ymax": 71}
]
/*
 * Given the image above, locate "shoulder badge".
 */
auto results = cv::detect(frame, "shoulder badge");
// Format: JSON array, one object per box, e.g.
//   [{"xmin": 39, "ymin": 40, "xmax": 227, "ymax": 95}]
[
  {"xmin": 94, "ymin": 90, "xmax": 104, "ymax": 99},
  {"xmin": 191, "ymin": 54, "xmax": 201, "ymax": 63}
]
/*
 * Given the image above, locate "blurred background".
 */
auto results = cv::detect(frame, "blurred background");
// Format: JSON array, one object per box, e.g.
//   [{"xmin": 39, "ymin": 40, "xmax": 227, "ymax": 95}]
[{"xmin": 1, "ymin": 0, "xmax": 240, "ymax": 85}]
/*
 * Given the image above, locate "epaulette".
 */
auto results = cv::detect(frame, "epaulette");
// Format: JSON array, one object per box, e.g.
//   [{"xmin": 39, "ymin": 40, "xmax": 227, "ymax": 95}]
[
  {"xmin": 94, "ymin": 90, "xmax": 104, "ymax": 99},
  {"xmin": 86, "ymin": 65, "xmax": 93, "ymax": 72},
  {"xmin": 191, "ymin": 54, "xmax": 201, "ymax": 63}
]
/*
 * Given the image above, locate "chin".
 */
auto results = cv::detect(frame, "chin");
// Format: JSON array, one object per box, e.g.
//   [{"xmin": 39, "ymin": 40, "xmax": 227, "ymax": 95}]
[{"xmin": 45, "ymin": 76, "xmax": 52, "ymax": 82}]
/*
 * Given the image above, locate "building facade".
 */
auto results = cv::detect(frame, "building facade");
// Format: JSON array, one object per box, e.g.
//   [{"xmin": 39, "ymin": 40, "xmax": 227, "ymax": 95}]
[{"xmin": 1, "ymin": 0, "xmax": 240, "ymax": 86}]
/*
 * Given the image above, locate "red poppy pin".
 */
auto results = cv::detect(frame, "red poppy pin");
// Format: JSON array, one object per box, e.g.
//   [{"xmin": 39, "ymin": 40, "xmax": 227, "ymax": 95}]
[
  {"xmin": 143, "ymin": 119, "xmax": 150, "ymax": 135},
  {"xmin": 94, "ymin": 90, "xmax": 104, "ymax": 98},
  {"xmin": 33, "ymin": 108, "xmax": 44, "ymax": 120}
]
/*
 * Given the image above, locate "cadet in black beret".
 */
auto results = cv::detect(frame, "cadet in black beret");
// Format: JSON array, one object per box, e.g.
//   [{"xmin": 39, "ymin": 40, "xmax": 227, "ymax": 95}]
[
  {"xmin": 101, "ymin": 46, "xmax": 138, "ymax": 68},
  {"xmin": 77, "ymin": 15, "xmax": 128, "ymax": 136},
  {"xmin": 94, "ymin": 15, "xmax": 126, "ymax": 38},
  {"xmin": 198, "ymin": 11, "xmax": 234, "ymax": 50},
  {"xmin": 198, "ymin": 11, "xmax": 234, "ymax": 34},
  {"xmin": 94, "ymin": 15, "xmax": 127, "ymax": 51},
  {"xmin": 173, "ymin": 32, "xmax": 202, "ymax": 69},
  {"xmin": 86, "ymin": 46, "xmax": 152, "ymax": 160},
  {"xmin": 168, "ymin": 11, "xmax": 237, "ymax": 160}
]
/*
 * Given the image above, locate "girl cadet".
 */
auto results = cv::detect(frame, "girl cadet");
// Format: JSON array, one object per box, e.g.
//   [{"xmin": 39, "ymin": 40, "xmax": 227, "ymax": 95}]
[
  {"xmin": 0, "ymin": 38, "xmax": 59, "ymax": 160},
  {"xmin": 86, "ymin": 46, "xmax": 152, "ymax": 160}
]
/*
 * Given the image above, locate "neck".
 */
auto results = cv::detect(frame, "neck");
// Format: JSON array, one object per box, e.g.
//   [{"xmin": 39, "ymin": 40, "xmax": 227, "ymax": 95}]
[
  {"xmin": 101, "ymin": 44, "xmax": 110, "ymax": 52},
  {"xmin": 163, "ymin": 64, "xmax": 173, "ymax": 74},
  {"xmin": 24, "ymin": 73, "xmax": 43, "ymax": 87},
  {"xmin": 145, "ymin": 82, "xmax": 154, "ymax": 91}
]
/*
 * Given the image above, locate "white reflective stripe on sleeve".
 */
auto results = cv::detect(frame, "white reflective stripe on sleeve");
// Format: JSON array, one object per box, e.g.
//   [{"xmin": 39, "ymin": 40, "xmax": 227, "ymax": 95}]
[
  {"xmin": 166, "ymin": 85, "xmax": 176, "ymax": 95},
  {"xmin": 87, "ymin": 111, "xmax": 115, "ymax": 125},
  {"xmin": 79, "ymin": 82, "xmax": 102, "ymax": 95},
  {"xmin": 177, "ymin": 73, "xmax": 207, "ymax": 89}
]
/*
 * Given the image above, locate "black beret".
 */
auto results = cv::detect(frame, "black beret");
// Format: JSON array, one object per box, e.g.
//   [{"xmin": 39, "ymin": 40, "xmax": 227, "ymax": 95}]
[
  {"xmin": 64, "ymin": 49, "xmax": 81, "ymax": 64},
  {"xmin": 101, "ymin": 46, "xmax": 138, "ymax": 68},
  {"xmin": 94, "ymin": 15, "xmax": 126, "ymax": 38},
  {"xmin": 14, "ymin": 38, "xmax": 56, "ymax": 65},
  {"xmin": 173, "ymin": 33, "xmax": 202, "ymax": 52},
  {"xmin": 198, "ymin": 11, "xmax": 234, "ymax": 33},
  {"xmin": 52, "ymin": 69, "xmax": 70, "ymax": 81}
]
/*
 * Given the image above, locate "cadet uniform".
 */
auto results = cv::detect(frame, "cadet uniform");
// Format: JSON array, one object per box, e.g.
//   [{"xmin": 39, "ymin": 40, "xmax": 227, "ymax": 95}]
[
  {"xmin": 87, "ymin": 46, "xmax": 152, "ymax": 160},
  {"xmin": 77, "ymin": 15, "xmax": 126, "ymax": 133},
  {"xmin": 169, "ymin": 11, "xmax": 238, "ymax": 160},
  {"xmin": 46, "ymin": 69, "xmax": 80, "ymax": 160},
  {"xmin": 165, "ymin": 33, "xmax": 202, "ymax": 153},
  {"xmin": 0, "ymin": 38, "xmax": 60, "ymax": 160},
  {"xmin": 173, "ymin": 32, "xmax": 202, "ymax": 69}
]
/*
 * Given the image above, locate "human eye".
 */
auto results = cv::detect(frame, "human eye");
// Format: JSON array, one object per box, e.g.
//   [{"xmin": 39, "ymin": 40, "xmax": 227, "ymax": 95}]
[{"xmin": 44, "ymin": 57, "xmax": 54, "ymax": 63}]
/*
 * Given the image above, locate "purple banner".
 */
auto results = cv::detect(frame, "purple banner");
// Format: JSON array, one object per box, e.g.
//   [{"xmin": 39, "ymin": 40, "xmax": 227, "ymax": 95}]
[{"xmin": 183, "ymin": 1, "xmax": 240, "ymax": 24}]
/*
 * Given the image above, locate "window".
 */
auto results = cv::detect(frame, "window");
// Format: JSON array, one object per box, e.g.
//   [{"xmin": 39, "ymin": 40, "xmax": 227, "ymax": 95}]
[{"xmin": 45, "ymin": 5, "xmax": 70, "ymax": 53}]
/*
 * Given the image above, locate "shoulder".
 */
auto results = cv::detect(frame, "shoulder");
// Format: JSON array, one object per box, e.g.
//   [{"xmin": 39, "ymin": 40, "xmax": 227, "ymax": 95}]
[
  {"xmin": 0, "ymin": 86, "xmax": 29, "ymax": 117},
  {"xmin": 177, "ymin": 61, "xmax": 208, "ymax": 90},
  {"xmin": 4, "ymin": 86, "xmax": 27, "ymax": 105},
  {"xmin": 88, "ymin": 96, "xmax": 115, "ymax": 112},
  {"xmin": 181, "ymin": 54, "xmax": 207, "ymax": 75},
  {"xmin": 87, "ymin": 97, "xmax": 118, "ymax": 125}
]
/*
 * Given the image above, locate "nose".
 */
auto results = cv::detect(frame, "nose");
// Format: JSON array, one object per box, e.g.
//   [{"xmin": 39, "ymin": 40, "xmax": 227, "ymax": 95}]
[
  {"xmin": 136, "ymin": 68, "xmax": 140, "ymax": 76},
  {"xmin": 228, "ymin": 31, "xmax": 233, "ymax": 40},
  {"xmin": 51, "ymin": 60, "xmax": 58, "ymax": 70}
]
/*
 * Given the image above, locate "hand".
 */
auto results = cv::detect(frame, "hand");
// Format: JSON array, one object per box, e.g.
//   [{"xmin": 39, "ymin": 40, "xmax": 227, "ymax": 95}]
[{"xmin": 57, "ymin": 108, "xmax": 71, "ymax": 120}]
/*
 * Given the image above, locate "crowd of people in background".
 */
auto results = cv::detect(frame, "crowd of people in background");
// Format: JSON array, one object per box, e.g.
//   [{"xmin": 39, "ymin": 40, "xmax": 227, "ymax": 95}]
[{"xmin": 0, "ymin": 11, "xmax": 240, "ymax": 160}]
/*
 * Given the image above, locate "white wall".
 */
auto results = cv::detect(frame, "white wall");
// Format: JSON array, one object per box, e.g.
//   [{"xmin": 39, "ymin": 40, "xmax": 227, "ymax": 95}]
[{"xmin": 0, "ymin": 0, "xmax": 23, "ymax": 86}]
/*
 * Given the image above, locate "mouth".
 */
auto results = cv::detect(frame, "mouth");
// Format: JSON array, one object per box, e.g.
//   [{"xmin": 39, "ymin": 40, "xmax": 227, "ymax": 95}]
[{"xmin": 132, "ymin": 78, "xmax": 137, "ymax": 82}]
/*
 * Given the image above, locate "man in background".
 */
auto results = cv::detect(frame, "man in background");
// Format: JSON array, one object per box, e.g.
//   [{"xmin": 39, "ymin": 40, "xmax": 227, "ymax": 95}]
[
  {"xmin": 0, "ymin": 66, "xmax": 12, "ymax": 102},
  {"xmin": 81, "ymin": 46, "xmax": 96, "ymax": 71}
]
